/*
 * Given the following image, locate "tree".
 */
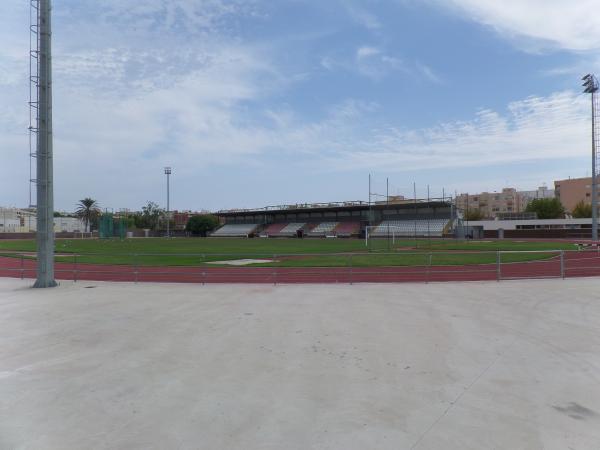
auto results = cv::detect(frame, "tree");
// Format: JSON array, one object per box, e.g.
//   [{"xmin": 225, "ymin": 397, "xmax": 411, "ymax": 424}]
[
  {"xmin": 186, "ymin": 215, "xmax": 220, "ymax": 236},
  {"xmin": 135, "ymin": 201, "xmax": 163, "ymax": 231},
  {"xmin": 125, "ymin": 216, "xmax": 136, "ymax": 229},
  {"xmin": 525, "ymin": 198, "xmax": 565, "ymax": 219},
  {"xmin": 464, "ymin": 209, "xmax": 484, "ymax": 221},
  {"xmin": 572, "ymin": 200, "xmax": 592, "ymax": 218},
  {"xmin": 75, "ymin": 198, "xmax": 100, "ymax": 232}
]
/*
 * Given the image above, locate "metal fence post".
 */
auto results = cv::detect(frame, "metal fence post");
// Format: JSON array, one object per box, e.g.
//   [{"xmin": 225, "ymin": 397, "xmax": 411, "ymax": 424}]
[
  {"xmin": 560, "ymin": 250, "xmax": 565, "ymax": 279},
  {"xmin": 427, "ymin": 252, "xmax": 432, "ymax": 283},
  {"xmin": 73, "ymin": 253, "xmax": 78, "ymax": 283},
  {"xmin": 20, "ymin": 254, "xmax": 24, "ymax": 280},
  {"xmin": 133, "ymin": 253, "xmax": 138, "ymax": 284},
  {"xmin": 273, "ymin": 254, "xmax": 277, "ymax": 286},
  {"xmin": 349, "ymin": 254, "xmax": 353, "ymax": 285},
  {"xmin": 496, "ymin": 250, "xmax": 501, "ymax": 281}
]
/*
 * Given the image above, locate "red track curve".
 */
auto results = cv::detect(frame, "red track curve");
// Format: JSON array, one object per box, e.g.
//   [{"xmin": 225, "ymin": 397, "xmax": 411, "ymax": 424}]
[{"xmin": 1, "ymin": 251, "xmax": 600, "ymax": 283}]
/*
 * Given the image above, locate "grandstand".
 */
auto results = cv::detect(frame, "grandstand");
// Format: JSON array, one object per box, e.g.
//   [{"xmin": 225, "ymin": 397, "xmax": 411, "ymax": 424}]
[{"xmin": 213, "ymin": 198, "xmax": 454, "ymax": 238}]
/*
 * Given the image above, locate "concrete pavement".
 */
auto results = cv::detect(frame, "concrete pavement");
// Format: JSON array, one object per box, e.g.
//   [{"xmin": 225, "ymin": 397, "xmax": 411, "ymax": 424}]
[{"xmin": 1, "ymin": 278, "xmax": 599, "ymax": 449}]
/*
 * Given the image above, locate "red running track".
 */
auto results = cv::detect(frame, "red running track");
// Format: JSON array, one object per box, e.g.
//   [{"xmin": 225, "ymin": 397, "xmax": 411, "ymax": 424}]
[{"xmin": 1, "ymin": 252, "xmax": 599, "ymax": 284}]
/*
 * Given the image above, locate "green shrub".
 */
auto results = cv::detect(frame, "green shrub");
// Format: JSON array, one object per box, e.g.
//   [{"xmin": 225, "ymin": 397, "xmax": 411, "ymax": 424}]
[{"xmin": 186, "ymin": 215, "xmax": 220, "ymax": 236}]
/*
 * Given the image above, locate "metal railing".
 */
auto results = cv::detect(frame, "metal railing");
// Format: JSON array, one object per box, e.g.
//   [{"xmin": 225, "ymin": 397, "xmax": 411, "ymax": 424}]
[{"xmin": 1, "ymin": 249, "xmax": 599, "ymax": 284}]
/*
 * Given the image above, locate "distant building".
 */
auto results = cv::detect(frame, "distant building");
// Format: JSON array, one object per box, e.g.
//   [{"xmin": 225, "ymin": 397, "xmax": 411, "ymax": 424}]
[
  {"xmin": 495, "ymin": 212, "xmax": 537, "ymax": 220},
  {"xmin": 0, "ymin": 208, "xmax": 36, "ymax": 232},
  {"xmin": 174, "ymin": 211, "xmax": 190, "ymax": 230},
  {"xmin": 172, "ymin": 210, "xmax": 213, "ymax": 230},
  {"xmin": 554, "ymin": 177, "xmax": 592, "ymax": 213},
  {"xmin": 0, "ymin": 207, "xmax": 85, "ymax": 233},
  {"xmin": 518, "ymin": 185, "xmax": 554, "ymax": 203},
  {"xmin": 456, "ymin": 186, "xmax": 557, "ymax": 219},
  {"xmin": 53, "ymin": 217, "xmax": 86, "ymax": 233},
  {"xmin": 375, "ymin": 195, "xmax": 408, "ymax": 205},
  {"xmin": 456, "ymin": 188, "xmax": 523, "ymax": 219}
]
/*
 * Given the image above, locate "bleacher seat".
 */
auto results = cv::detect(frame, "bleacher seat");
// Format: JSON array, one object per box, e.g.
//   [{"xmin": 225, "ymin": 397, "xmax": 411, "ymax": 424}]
[
  {"xmin": 308, "ymin": 222, "xmax": 338, "ymax": 236},
  {"xmin": 370, "ymin": 219, "xmax": 449, "ymax": 237},
  {"xmin": 277, "ymin": 223, "xmax": 305, "ymax": 236},
  {"xmin": 334, "ymin": 222, "xmax": 361, "ymax": 237},
  {"xmin": 211, "ymin": 223, "xmax": 258, "ymax": 237},
  {"xmin": 261, "ymin": 223, "xmax": 287, "ymax": 237}
]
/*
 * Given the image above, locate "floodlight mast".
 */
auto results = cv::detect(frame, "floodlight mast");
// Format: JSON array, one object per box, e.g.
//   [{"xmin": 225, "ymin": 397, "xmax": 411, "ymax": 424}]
[
  {"xmin": 33, "ymin": 0, "xmax": 57, "ymax": 288},
  {"xmin": 583, "ymin": 74, "xmax": 599, "ymax": 242},
  {"xmin": 164, "ymin": 167, "xmax": 172, "ymax": 238}
]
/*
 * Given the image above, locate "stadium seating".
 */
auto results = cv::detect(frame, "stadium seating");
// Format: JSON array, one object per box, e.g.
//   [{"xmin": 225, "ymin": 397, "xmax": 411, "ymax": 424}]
[
  {"xmin": 370, "ymin": 219, "xmax": 449, "ymax": 237},
  {"xmin": 211, "ymin": 223, "xmax": 258, "ymax": 237},
  {"xmin": 334, "ymin": 221, "xmax": 361, "ymax": 237},
  {"xmin": 278, "ymin": 222, "xmax": 306, "ymax": 236},
  {"xmin": 259, "ymin": 222, "xmax": 306, "ymax": 237},
  {"xmin": 261, "ymin": 223, "xmax": 287, "ymax": 237},
  {"xmin": 308, "ymin": 222, "xmax": 338, "ymax": 236}
]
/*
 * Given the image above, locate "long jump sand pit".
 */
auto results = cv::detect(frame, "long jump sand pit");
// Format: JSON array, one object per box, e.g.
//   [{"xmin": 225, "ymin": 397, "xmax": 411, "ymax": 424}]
[{"xmin": 1, "ymin": 278, "xmax": 599, "ymax": 449}]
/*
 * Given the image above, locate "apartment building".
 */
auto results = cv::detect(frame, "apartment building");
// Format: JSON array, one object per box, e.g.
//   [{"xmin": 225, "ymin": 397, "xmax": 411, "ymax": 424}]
[
  {"xmin": 456, "ymin": 185, "xmax": 556, "ymax": 219},
  {"xmin": 456, "ymin": 188, "xmax": 523, "ymax": 219},
  {"xmin": 554, "ymin": 177, "xmax": 592, "ymax": 213},
  {"xmin": 518, "ymin": 185, "xmax": 554, "ymax": 203}
]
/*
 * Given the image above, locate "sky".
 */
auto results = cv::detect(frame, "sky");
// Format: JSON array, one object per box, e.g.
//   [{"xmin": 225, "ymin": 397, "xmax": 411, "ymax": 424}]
[{"xmin": 1, "ymin": 0, "xmax": 600, "ymax": 212}]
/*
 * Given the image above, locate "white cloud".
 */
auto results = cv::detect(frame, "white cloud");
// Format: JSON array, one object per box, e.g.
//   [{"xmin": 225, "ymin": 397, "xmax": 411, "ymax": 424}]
[
  {"xmin": 437, "ymin": 0, "xmax": 600, "ymax": 51},
  {"xmin": 355, "ymin": 46, "xmax": 404, "ymax": 81},
  {"xmin": 0, "ymin": 0, "xmax": 278, "ymax": 209},
  {"xmin": 93, "ymin": 0, "xmax": 257, "ymax": 33},
  {"xmin": 321, "ymin": 46, "xmax": 441, "ymax": 84},
  {"xmin": 0, "ymin": 0, "xmax": 594, "ymax": 209},
  {"xmin": 315, "ymin": 91, "xmax": 589, "ymax": 171},
  {"xmin": 356, "ymin": 46, "xmax": 381, "ymax": 60},
  {"xmin": 416, "ymin": 62, "xmax": 443, "ymax": 84},
  {"xmin": 344, "ymin": 4, "xmax": 381, "ymax": 30}
]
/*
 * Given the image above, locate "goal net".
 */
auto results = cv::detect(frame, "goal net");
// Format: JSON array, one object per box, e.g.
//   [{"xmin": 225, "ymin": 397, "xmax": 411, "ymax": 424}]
[{"xmin": 364, "ymin": 225, "xmax": 418, "ymax": 251}]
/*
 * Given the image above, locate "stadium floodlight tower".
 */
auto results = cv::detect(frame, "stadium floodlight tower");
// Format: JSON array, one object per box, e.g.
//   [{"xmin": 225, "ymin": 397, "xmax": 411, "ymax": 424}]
[
  {"xmin": 33, "ymin": 0, "xmax": 57, "ymax": 288},
  {"xmin": 583, "ymin": 74, "xmax": 600, "ymax": 242},
  {"xmin": 164, "ymin": 167, "xmax": 172, "ymax": 238}
]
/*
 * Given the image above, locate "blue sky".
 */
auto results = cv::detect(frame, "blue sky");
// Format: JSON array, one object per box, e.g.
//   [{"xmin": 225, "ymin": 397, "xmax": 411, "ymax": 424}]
[{"xmin": 1, "ymin": 0, "xmax": 600, "ymax": 211}]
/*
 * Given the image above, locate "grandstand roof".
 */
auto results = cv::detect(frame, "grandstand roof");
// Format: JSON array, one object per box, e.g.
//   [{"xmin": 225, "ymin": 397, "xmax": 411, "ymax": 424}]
[{"xmin": 217, "ymin": 199, "xmax": 450, "ymax": 216}]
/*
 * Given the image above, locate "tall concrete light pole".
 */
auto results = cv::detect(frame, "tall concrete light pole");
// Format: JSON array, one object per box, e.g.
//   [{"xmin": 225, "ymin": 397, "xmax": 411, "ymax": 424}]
[
  {"xmin": 33, "ymin": 0, "xmax": 57, "ymax": 288},
  {"xmin": 583, "ymin": 74, "xmax": 599, "ymax": 242},
  {"xmin": 164, "ymin": 167, "xmax": 172, "ymax": 238}
]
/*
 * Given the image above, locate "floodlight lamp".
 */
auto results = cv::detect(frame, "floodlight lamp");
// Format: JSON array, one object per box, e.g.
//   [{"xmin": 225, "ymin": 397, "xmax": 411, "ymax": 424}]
[
  {"xmin": 164, "ymin": 167, "xmax": 172, "ymax": 175},
  {"xmin": 583, "ymin": 74, "xmax": 599, "ymax": 94}
]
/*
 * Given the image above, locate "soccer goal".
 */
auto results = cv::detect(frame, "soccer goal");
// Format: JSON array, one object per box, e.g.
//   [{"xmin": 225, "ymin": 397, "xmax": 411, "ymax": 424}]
[{"xmin": 365, "ymin": 225, "xmax": 413, "ymax": 250}]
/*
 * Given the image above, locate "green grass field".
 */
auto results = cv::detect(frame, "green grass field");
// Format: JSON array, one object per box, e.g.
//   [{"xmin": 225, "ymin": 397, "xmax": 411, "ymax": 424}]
[{"xmin": 0, "ymin": 237, "xmax": 577, "ymax": 267}]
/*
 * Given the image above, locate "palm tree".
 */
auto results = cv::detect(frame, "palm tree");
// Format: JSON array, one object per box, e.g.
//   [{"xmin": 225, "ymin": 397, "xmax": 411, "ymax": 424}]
[{"xmin": 75, "ymin": 198, "xmax": 100, "ymax": 232}]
